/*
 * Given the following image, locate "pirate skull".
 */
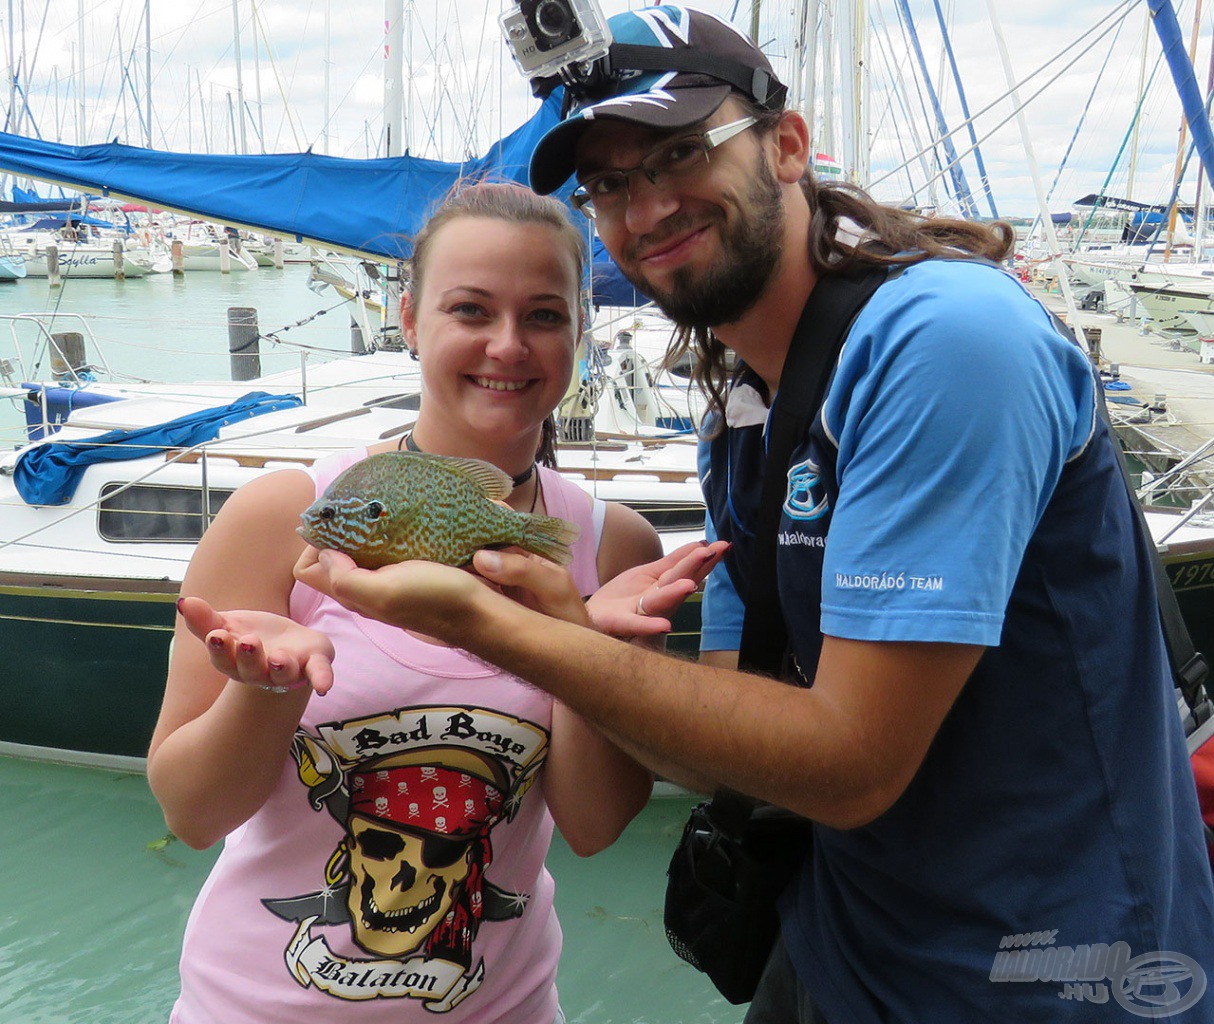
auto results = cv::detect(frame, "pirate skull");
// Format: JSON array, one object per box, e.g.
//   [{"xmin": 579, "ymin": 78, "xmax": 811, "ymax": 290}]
[{"xmin": 346, "ymin": 815, "xmax": 475, "ymax": 958}]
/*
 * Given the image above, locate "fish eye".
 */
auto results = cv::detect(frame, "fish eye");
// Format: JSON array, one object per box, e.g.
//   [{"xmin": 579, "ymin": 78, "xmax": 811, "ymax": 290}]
[
  {"xmin": 366, "ymin": 501, "xmax": 384, "ymax": 520},
  {"xmin": 319, "ymin": 505, "xmax": 336, "ymax": 520}
]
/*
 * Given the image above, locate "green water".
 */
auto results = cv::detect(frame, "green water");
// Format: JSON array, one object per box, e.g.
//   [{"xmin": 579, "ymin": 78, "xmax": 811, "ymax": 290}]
[
  {"xmin": 0, "ymin": 263, "xmax": 364, "ymax": 445},
  {"xmin": 0, "ymin": 756, "xmax": 739, "ymax": 1024}
]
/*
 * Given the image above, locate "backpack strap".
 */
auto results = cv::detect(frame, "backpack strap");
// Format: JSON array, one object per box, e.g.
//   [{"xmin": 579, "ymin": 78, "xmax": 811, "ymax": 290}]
[{"xmin": 737, "ymin": 266, "xmax": 890, "ymax": 678}]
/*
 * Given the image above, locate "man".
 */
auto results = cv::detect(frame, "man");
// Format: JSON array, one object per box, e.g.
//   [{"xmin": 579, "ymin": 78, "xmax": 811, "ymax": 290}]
[{"xmin": 300, "ymin": 6, "xmax": 1214, "ymax": 1021}]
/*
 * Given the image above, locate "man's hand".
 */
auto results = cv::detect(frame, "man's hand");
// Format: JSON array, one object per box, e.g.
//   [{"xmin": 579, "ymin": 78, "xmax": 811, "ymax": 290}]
[{"xmin": 585, "ymin": 539, "xmax": 729, "ymax": 637}]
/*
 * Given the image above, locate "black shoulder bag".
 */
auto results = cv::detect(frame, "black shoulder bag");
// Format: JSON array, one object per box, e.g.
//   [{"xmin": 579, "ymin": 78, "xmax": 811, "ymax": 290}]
[{"xmin": 663, "ymin": 267, "xmax": 888, "ymax": 1005}]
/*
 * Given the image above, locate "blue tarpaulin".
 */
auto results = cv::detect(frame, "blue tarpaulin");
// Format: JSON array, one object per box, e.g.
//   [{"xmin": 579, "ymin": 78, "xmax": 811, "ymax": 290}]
[
  {"xmin": 13, "ymin": 391, "xmax": 303, "ymax": 505},
  {"xmin": 0, "ymin": 92, "xmax": 649, "ymax": 305},
  {"xmin": 0, "ymin": 100, "xmax": 565, "ymax": 262}
]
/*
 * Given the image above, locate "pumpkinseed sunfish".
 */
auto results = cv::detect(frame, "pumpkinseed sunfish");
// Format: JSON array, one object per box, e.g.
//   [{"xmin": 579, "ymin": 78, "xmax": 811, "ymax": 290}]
[{"xmin": 298, "ymin": 450, "xmax": 579, "ymax": 569}]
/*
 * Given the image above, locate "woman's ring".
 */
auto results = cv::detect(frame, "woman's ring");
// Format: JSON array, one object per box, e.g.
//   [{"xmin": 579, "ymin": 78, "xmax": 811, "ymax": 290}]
[{"xmin": 637, "ymin": 593, "xmax": 649, "ymax": 616}]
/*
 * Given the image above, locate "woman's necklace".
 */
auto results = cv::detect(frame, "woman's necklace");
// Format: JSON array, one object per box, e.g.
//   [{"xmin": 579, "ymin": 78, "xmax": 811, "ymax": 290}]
[{"xmin": 398, "ymin": 432, "xmax": 540, "ymax": 513}]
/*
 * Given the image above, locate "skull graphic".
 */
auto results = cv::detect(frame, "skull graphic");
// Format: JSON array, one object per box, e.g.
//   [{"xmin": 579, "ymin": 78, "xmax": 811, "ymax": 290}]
[
  {"xmin": 346, "ymin": 815, "xmax": 476, "ymax": 957},
  {"xmin": 342, "ymin": 748, "xmax": 511, "ymax": 961}
]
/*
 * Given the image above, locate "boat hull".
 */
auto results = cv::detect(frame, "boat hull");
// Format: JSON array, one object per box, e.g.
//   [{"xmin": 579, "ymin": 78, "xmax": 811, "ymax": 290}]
[{"xmin": 0, "ymin": 579, "xmax": 176, "ymax": 766}]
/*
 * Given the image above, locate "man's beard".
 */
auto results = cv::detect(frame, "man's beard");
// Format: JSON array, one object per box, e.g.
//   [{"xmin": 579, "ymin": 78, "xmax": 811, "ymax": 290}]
[{"xmin": 618, "ymin": 155, "xmax": 784, "ymax": 328}]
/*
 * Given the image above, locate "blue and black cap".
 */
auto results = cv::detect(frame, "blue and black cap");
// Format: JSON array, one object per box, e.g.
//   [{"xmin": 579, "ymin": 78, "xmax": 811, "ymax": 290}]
[{"xmin": 528, "ymin": 5, "xmax": 787, "ymax": 195}]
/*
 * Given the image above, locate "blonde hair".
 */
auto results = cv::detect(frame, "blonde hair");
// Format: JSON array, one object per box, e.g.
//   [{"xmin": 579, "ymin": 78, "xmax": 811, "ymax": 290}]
[{"xmin": 407, "ymin": 180, "xmax": 587, "ymax": 467}]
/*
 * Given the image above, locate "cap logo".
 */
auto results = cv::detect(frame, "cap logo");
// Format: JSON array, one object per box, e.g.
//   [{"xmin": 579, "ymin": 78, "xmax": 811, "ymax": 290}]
[{"xmin": 639, "ymin": 7, "xmax": 691, "ymax": 46}]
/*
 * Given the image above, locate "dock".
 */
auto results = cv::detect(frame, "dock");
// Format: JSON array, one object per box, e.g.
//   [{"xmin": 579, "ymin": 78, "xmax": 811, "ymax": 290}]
[{"xmin": 1037, "ymin": 284, "xmax": 1214, "ymax": 489}]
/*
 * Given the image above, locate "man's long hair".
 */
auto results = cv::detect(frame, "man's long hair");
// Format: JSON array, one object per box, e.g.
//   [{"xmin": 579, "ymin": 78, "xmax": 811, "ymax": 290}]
[{"xmin": 666, "ymin": 101, "xmax": 1017, "ymax": 429}]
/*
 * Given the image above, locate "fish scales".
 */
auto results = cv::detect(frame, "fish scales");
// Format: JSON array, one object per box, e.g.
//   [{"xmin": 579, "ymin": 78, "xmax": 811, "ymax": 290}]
[{"xmin": 298, "ymin": 450, "xmax": 579, "ymax": 569}]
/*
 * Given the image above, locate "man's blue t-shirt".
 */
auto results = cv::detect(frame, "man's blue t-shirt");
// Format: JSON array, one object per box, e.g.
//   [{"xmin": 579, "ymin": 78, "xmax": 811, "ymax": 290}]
[{"xmin": 700, "ymin": 260, "xmax": 1214, "ymax": 1021}]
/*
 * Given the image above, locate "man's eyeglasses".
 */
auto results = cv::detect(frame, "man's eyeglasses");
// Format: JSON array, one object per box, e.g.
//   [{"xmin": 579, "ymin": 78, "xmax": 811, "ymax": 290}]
[{"xmin": 570, "ymin": 116, "xmax": 758, "ymax": 220}]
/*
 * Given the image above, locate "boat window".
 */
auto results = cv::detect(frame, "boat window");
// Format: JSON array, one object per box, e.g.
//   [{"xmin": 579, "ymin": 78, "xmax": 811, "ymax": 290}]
[
  {"xmin": 98, "ymin": 483, "xmax": 235, "ymax": 542},
  {"xmin": 625, "ymin": 501, "xmax": 706, "ymax": 533}
]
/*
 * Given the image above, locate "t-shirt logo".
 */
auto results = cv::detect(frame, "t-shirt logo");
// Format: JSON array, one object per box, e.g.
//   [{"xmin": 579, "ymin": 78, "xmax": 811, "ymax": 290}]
[
  {"xmin": 784, "ymin": 455, "xmax": 830, "ymax": 521},
  {"xmin": 261, "ymin": 705, "xmax": 548, "ymax": 1011}
]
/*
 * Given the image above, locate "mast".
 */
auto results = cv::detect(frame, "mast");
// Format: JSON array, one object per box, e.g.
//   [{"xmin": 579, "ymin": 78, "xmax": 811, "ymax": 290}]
[
  {"xmin": 77, "ymin": 0, "xmax": 85, "ymax": 142},
  {"xmin": 252, "ymin": 0, "xmax": 265, "ymax": 151},
  {"xmin": 231, "ymin": 0, "xmax": 247, "ymax": 153},
  {"xmin": 323, "ymin": 0, "xmax": 331, "ymax": 154},
  {"xmin": 895, "ymin": 0, "xmax": 977, "ymax": 216},
  {"xmin": 803, "ymin": 0, "xmax": 820, "ymax": 141},
  {"xmin": 383, "ymin": 0, "xmax": 404, "ymax": 157},
  {"xmin": 821, "ymin": 0, "xmax": 836, "ymax": 159},
  {"xmin": 1127, "ymin": 9, "xmax": 1149, "ymax": 200},
  {"xmin": 983, "ymin": 0, "xmax": 1079, "ymax": 325},
  {"xmin": 1164, "ymin": 0, "xmax": 1202, "ymax": 259},
  {"xmin": 144, "ymin": 0, "xmax": 152, "ymax": 147},
  {"xmin": 931, "ymin": 0, "xmax": 998, "ymax": 219},
  {"xmin": 1148, "ymin": 0, "xmax": 1214, "ymax": 207}
]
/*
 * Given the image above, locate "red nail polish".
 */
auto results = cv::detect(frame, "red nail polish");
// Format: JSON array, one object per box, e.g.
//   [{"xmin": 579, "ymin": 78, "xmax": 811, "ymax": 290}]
[
  {"xmin": 176, "ymin": 597, "xmax": 185, "ymax": 613},
  {"xmin": 208, "ymin": 636, "xmax": 224, "ymax": 649},
  {"xmin": 239, "ymin": 643, "xmax": 256, "ymax": 654},
  {"xmin": 268, "ymin": 660, "xmax": 285, "ymax": 672}
]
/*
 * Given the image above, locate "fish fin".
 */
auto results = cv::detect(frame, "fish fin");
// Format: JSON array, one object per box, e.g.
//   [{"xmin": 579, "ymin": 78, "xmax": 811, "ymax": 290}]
[
  {"xmin": 518, "ymin": 513, "xmax": 581, "ymax": 567},
  {"xmin": 401, "ymin": 451, "xmax": 514, "ymax": 501}
]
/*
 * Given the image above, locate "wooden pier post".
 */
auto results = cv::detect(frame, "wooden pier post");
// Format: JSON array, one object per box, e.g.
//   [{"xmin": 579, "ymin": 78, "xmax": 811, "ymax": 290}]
[
  {"xmin": 171, "ymin": 240, "xmax": 184, "ymax": 276},
  {"xmin": 227, "ymin": 307, "xmax": 261, "ymax": 380},
  {"xmin": 219, "ymin": 239, "xmax": 232, "ymax": 274},
  {"xmin": 272, "ymin": 237, "xmax": 284, "ymax": 269},
  {"xmin": 113, "ymin": 240, "xmax": 125, "ymax": 281},
  {"xmin": 46, "ymin": 245, "xmax": 61, "ymax": 288}
]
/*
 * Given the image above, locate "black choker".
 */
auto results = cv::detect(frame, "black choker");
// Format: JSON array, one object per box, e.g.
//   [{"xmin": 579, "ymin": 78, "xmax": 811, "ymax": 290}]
[{"xmin": 398, "ymin": 433, "xmax": 535, "ymax": 489}]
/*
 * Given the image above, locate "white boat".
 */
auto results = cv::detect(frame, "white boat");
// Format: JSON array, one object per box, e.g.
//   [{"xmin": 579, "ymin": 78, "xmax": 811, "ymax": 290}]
[
  {"xmin": 7, "ymin": 232, "xmax": 167, "ymax": 278},
  {"xmin": 0, "ymin": 314, "xmax": 705, "ymax": 772}
]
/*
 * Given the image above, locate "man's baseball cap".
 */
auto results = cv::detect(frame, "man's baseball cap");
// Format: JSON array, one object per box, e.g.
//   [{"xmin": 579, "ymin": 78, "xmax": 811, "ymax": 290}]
[{"xmin": 528, "ymin": 5, "xmax": 787, "ymax": 196}]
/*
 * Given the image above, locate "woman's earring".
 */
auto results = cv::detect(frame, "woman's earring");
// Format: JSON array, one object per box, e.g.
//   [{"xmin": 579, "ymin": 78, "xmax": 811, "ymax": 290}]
[{"xmin": 408, "ymin": 347, "xmax": 419, "ymax": 362}]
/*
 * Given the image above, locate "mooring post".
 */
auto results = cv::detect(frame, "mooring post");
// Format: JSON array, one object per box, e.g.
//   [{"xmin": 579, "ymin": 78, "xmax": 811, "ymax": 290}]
[
  {"xmin": 171, "ymin": 240, "xmax": 184, "ymax": 276},
  {"xmin": 272, "ymin": 237, "xmax": 284, "ymax": 269},
  {"xmin": 227, "ymin": 307, "xmax": 261, "ymax": 380},
  {"xmin": 219, "ymin": 239, "xmax": 232, "ymax": 274},
  {"xmin": 113, "ymin": 240, "xmax": 125, "ymax": 281},
  {"xmin": 47, "ymin": 245, "xmax": 61, "ymax": 288}
]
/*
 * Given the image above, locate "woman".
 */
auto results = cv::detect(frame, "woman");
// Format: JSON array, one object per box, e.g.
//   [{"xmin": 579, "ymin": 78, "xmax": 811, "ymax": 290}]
[{"xmin": 149, "ymin": 182, "xmax": 723, "ymax": 1024}]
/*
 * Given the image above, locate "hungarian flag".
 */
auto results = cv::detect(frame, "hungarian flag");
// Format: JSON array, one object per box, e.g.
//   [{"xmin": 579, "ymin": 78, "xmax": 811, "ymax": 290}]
[{"xmin": 813, "ymin": 153, "xmax": 844, "ymax": 180}]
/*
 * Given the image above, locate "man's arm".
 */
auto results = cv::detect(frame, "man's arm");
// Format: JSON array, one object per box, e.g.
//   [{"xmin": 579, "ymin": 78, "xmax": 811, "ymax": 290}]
[{"xmin": 296, "ymin": 548, "xmax": 981, "ymax": 827}]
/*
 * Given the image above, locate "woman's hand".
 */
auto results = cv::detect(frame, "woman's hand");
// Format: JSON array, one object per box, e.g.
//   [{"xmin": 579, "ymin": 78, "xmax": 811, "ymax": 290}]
[
  {"xmin": 585, "ymin": 540, "xmax": 729, "ymax": 638},
  {"xmin": 177, "ymin": 595, "xmax": 337, "ymax": 695}
]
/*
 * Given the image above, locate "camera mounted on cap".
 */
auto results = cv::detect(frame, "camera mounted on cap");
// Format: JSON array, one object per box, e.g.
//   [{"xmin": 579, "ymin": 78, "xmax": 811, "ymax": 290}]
[
  {"xmin": 500, "ymin": 0, "xmax": 788, "ymax": 113},
  {"xmin": 500, "ymin": 0, "xmax": 613, "ymax": 95}
]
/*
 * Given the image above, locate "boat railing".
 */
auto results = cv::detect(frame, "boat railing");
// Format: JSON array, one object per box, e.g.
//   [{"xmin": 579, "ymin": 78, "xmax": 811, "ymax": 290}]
[{"xmin": 0, "ymin": 312, "xmax": 116, "ymax": 386}]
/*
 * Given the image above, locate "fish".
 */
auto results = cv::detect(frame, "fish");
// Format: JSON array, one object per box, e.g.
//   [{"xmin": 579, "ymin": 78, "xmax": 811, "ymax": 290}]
[{"xmin": 298, "ymin": 450, "xmax": 579, "ymax": 569}]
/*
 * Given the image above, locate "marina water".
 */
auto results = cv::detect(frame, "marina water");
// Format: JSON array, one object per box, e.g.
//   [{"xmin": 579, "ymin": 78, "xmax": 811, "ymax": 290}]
[{"xmin": 0, "ymin": 266, "xmax": 738, "ymax": 1023}]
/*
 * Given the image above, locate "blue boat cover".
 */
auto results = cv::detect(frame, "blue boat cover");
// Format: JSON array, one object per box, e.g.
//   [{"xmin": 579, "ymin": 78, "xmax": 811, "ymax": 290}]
[
  {"xmin": 0, "ymin": 92, "xmax": 651, "ymax": 306},
  {"xmin": 13, "ymin": 391, "xmax": 303, "ymax": 506},
  {"xmin": 0, "ymin": 98, "xmax": 566, "ymax": 262}
]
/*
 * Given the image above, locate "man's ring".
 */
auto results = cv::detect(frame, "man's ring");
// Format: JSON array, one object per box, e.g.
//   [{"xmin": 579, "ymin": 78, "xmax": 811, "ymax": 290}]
[{"xmin": 637, "ymin": 593, "xmax": 649, "ymax": 616}]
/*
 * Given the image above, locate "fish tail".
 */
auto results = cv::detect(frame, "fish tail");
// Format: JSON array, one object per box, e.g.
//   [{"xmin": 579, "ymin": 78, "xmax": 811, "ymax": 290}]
[{"xmin": 518, "ymin": 513, "xmax": 581, "ymax": 566}]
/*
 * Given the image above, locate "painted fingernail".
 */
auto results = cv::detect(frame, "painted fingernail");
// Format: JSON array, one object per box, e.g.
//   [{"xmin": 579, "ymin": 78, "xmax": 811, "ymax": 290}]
[
  {"xmin": 268, "ymin": 660, "xmax": 285, "ymax": 672},
  {"xmin": 176, "ymin": 597, "xmax": 185, "ymax": 613},
  {"xmin": 239, "ymin": 643, "xmax": 256, "ymax": 654},
  {"xmin": 208, "ymin": 636, "xmax": 224, "ymax": 649}
]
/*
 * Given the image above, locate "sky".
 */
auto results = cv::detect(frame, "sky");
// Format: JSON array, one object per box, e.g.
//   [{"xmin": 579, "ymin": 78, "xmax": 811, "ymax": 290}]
[{"xmin": 3, "ymin": 0, "xmax": 1213, "ymax": 220}]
